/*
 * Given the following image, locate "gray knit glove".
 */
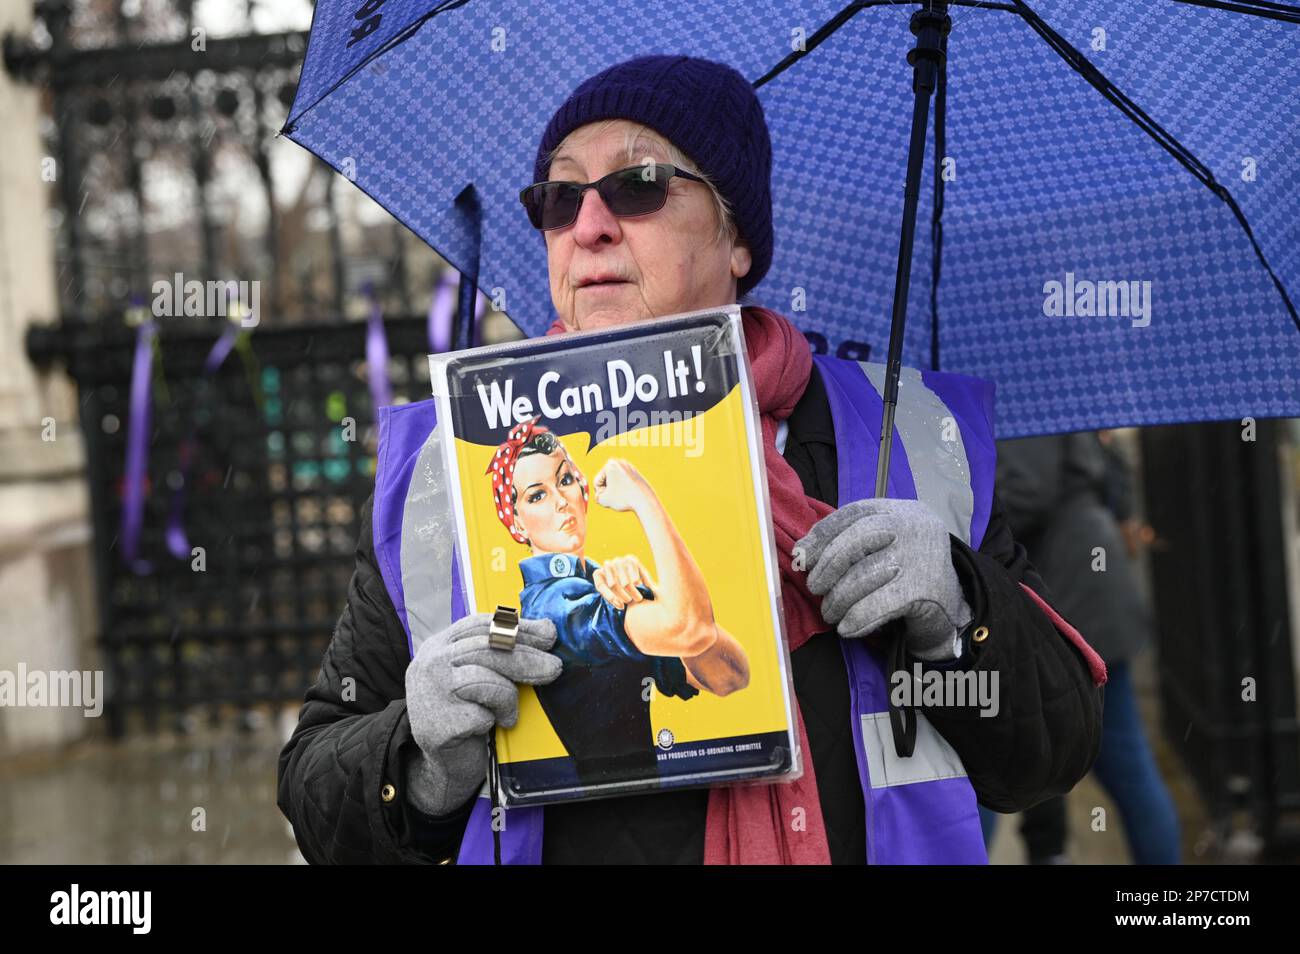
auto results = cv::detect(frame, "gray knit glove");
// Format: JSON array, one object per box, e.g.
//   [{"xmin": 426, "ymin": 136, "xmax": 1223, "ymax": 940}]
[
  {"xmin": 404, "ymin": 613, "xmax": 562, "ymax": 817},
  {"xmin": 795, "ymin": 498, "xmax": 973, "ymax": 661}
]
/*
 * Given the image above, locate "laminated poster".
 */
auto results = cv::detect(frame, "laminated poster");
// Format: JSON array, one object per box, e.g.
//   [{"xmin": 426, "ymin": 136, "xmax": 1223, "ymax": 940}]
[{"xmin": 429, "ymin": 305, "xmax": 801, "ymax": 807}]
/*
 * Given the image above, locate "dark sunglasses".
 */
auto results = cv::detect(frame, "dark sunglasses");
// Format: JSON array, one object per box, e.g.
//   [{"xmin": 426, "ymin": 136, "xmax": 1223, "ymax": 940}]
[{"xmin": 519, "ymin": 163, "xmax": 706, "ymax": 231}]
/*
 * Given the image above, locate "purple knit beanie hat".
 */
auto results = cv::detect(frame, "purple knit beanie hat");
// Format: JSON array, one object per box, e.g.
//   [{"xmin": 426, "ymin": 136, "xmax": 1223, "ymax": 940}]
[{"xmin": 532, "ymin": 54, "xmax": 773, "ymax": 297}]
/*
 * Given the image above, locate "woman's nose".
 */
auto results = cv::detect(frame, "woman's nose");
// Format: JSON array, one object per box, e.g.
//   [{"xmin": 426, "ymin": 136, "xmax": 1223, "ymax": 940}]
[{"xmin": 571, "ymin": 186, "xmax": 621, "ymax": 247}]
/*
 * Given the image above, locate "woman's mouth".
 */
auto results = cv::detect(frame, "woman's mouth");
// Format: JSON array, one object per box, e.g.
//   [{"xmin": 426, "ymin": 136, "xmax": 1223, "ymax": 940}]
[{"xmin": 559, "ymin": 516, "xmax": 576, "ymax": 533}]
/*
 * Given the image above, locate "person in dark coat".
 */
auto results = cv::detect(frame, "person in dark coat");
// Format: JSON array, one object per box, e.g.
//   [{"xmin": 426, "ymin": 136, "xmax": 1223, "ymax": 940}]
[
  {"xmin": 277, "ymin": 54, "xmax": 1105, "ymax": 864},
  {"xmin": 983, "ymin": 431, "xmax": 1181, "ymax": 864}
]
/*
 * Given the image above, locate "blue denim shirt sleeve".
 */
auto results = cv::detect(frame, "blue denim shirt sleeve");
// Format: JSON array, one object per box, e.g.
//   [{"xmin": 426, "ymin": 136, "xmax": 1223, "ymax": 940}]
[{"xmin": 522, "ymin": 577, "xmax": 656, "ymax": 666}]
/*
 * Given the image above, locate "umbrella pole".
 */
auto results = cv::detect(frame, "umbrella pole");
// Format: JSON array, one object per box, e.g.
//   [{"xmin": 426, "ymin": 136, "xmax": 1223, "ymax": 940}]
[
  {"xmin": 875, "ymin": 0, "xmax": 951, "ymax": 497},
  {"xmin": 452, "ymin": 184, "xmax": 482, "ymax": 351}
]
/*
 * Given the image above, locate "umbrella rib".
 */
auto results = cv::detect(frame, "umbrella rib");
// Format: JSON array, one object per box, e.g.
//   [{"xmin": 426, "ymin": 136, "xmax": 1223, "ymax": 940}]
[
  {"xmin": 753, "ymin": 1, "xmax": 1018, "ymax": 90},
  {"xmin": 281, "ymin": 0, "xmax": 473, "ymax": 135},
  {"xmin": 1011, "ymin": 0, "xmax": 1300, "ymax": 335},
  {"xmin": 1168, "ymin": 0, "xmax": 1300, "ymax": 24},
  {"xmin": 930, "ymin": 27, "xmax": 948, "ymax": 372},
  {"xmin": 753, "ymin": 1, "xmax": 893, "ymax": 89}
]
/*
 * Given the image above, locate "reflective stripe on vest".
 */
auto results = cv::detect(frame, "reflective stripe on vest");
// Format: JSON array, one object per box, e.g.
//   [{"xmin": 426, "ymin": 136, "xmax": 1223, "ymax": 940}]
[
  {"xmin": 372, "ymin": 355, "xmax": 997, "ymax": 864},
  {"xmin": 816, "ymin": 355, "xmax": 991, "ymax": 865}
]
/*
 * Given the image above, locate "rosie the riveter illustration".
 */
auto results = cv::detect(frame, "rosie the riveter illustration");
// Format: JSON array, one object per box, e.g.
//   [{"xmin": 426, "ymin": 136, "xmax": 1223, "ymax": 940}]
[{"xmin": 487, "ymin": 416, "xmax": 750, "ymax": 785}]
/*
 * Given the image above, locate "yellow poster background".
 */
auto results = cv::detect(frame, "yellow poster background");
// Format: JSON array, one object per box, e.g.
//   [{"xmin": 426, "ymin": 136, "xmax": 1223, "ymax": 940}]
[{"xmin": 450, "ymin": 385, "xmax": 791, "ymax": 765}]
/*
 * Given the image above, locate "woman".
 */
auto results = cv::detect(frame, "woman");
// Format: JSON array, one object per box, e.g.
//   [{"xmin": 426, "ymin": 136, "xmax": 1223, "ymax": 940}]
[
  {"xmin": 278, "ymin": 54, "xmax": 1105, "ymax": 865},
  {"xmin": 490, "ymin": 416, "xmax": 748, "ymax": 787}
]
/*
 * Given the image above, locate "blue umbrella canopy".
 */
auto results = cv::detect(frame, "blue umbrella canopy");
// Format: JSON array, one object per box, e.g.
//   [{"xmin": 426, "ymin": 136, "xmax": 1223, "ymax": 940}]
[{"xmin": 282, "ymin": 0, "xmax": 1300, "ymax": 438}]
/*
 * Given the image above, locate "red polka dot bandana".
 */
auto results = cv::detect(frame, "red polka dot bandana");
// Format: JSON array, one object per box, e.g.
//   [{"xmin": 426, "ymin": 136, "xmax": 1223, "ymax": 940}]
[{"xmin": 486, "ymin": 417, "xmax": 588, "ymax": 544}]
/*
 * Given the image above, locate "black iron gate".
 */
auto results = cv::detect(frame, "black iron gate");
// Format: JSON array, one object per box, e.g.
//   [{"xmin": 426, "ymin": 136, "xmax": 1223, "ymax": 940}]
[
  {"xmin": 6, "ymin": 1, "xmax": 494, "ymax": 734},
  {"xmin": 4, "ymin": 0, "xmax": 434, "ymax": 324},
  {"xmin": 26, "ymin": 314, "xmax": 439, "ymax": 735},
  {"xmin": 1140, "ymin": 419, "xmax": 1300, "ymax": 853}
]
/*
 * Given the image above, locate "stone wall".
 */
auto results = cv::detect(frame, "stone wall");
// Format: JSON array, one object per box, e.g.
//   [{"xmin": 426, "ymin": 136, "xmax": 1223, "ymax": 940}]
[{"xmin": 0, "ymin": 2, "xmax": 101, "ymax": 757}]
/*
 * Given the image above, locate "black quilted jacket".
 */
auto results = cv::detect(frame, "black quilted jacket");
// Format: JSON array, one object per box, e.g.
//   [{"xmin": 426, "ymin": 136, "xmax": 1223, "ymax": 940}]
[{"xmin": 277, "ymin": 364, "xmax": 1104, "ymax": 864}]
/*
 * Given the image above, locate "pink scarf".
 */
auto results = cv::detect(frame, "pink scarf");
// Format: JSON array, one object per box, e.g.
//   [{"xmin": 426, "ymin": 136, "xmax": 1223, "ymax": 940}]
[{"xmin": 545, "ymin": 304, "xmax": 835, "ymax": 864}]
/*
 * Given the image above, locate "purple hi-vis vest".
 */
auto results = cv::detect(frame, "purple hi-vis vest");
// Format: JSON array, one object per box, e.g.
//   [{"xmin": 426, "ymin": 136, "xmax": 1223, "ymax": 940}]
[{"xmin": 372, "ymin": 355, "xmax": 997, "ymax": 865}]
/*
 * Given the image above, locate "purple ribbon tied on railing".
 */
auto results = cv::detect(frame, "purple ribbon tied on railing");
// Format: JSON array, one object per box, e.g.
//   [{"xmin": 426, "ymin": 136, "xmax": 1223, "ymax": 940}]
[
  {"xmin": 427, "ymin": 270, "xmax": 487, "ymax": 354},
  {"xmin": 364, "ymin": 281, "xmax": 394, "ymax": 413},
  {"xmin": 120, "ymin": 297, "xmax": 156, "ymax": 575}
]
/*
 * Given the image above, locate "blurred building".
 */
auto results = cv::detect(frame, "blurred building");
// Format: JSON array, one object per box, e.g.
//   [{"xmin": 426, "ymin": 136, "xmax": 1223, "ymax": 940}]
[
  {"xmin": 0, "ymin": 0, "xmax": 97, "ymax": 758},
  {"xmin": 1, "ymin": 0, "xmax": 522, "ymax": 756}
]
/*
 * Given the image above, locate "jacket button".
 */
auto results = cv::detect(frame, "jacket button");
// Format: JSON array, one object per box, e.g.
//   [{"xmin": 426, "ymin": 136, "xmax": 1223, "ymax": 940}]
[
  {"xmin": 972, "ymin": 625, "xmax": 990, "ymax": 644},
  {"xmin": 381, "ymin": 783, "xmax": 397, "ymax": 803}
]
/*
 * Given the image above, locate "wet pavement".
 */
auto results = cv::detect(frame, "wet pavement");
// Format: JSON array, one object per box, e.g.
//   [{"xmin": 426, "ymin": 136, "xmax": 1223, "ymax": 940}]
[
  {"xmin": 987, "ymin": 652, "xmax": 1222, "ymax": 865},
  {"xmin": 0, "ymin": 656, "xmax": 1240, "ymax": 864},
  {"xmin": 0, "ymin": 707, "xmax": 304, "ymax": 865}
]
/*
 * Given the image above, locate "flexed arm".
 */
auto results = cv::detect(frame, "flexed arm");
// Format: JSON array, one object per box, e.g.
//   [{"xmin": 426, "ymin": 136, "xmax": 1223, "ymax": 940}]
[
  {"xmin": 591, "ymin": 459, "xmax": 723, "ymax": 659},
  {"xmin": 593, "ymin": 553, "xmax": 748, "ymax": 696},
  {"xmin": 680, "ymin": 623, "xmax": 749, "ymax": 696}
]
